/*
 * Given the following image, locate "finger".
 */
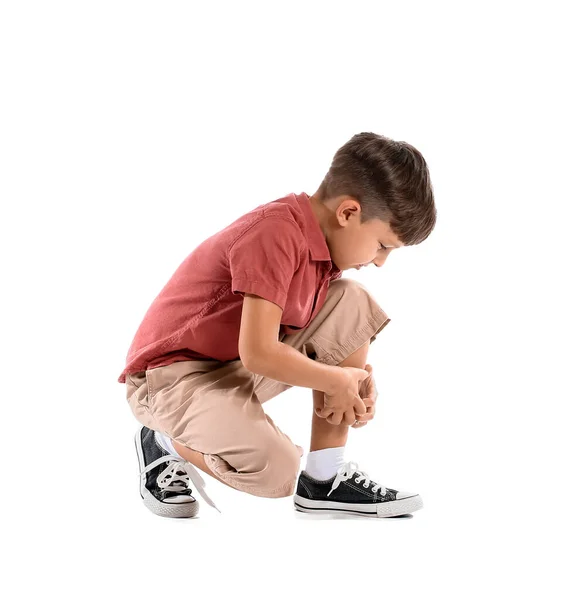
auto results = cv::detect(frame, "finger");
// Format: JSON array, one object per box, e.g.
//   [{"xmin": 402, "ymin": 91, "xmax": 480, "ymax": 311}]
[
  {"xmin": 357, "ymin": 409, "xmax": 374, "ymax": 421},
  {"xmin": 362, "ymin": 395, "xmax": 375, "ymax": 409},
  {"xmin": 364, "ymin": 363, "xmax": 375, "ymax": 386},
  {"xmin": 327, "ymin": 411, "xmax": 343, "ymax": 425},
  {"xmin": 352, "ymin": 420, "xmax": 367, "ymax": 429},
  {"xmin": 353, "ymin": 396, "xmax": 367, "ymax": 417},
  {"xmin": 315, "ymin": 406, "xmax": 333, "ymax": 419},
  {"xmin": 343, "ymin": 409, "xmax": 356, "ymax": 426}
]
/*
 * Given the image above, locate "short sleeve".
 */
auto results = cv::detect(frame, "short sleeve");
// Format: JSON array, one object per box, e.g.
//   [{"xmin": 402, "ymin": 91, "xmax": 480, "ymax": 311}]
[{"xmin": 228, "ymin": 217, "xmax": 305, "ymax": 311}]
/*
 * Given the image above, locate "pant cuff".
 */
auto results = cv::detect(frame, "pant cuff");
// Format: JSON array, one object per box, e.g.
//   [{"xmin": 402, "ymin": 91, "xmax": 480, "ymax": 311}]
[{"xmin": 316, "ymin": 315, "xmax": 391, "ymax": 366}]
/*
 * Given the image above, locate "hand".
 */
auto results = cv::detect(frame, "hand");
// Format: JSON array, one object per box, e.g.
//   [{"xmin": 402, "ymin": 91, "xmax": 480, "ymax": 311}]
[
  {"xmin": 351, "ymin": 363, "xmax": 377, "ymax": 429},
  {"xmin": 316, "ymin": 366, "xmax": 370, "ymax": 426}
]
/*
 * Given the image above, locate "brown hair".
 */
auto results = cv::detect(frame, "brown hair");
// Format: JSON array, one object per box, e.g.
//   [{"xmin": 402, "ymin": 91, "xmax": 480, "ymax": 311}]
[{"xmin": 317, "ymin": 132, "xmax": 437, "ymax": 245}]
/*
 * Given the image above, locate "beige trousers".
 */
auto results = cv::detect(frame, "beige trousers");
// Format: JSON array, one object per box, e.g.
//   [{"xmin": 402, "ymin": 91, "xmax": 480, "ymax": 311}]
[{"xmin": 125, "ymin": 278, "xmax": 390, "ymax": 498}]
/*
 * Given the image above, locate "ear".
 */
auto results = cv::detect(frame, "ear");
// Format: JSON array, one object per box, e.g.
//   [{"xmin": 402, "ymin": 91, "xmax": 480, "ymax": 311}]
[{"xmin": 335, "ymin": 197, "xmax": 361, "ymax": 225}]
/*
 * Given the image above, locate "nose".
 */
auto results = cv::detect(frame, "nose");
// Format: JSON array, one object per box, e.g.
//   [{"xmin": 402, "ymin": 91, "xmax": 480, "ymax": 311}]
[{"xmin": 372, "ymin": 257, "xmax": 385, "ymax": 268}]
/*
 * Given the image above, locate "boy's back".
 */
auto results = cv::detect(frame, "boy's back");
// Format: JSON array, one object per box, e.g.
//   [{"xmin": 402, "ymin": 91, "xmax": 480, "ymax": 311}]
[{"xmin": 117, "ymin": 191, "xmax": 342, "ymax": 383}]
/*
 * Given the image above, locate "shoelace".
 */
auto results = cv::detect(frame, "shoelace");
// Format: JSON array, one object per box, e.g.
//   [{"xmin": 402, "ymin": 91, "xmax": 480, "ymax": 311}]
[
  {"xmin": 327, "ymin": 461, "xmax": 387, "ymax": 497},
  {"xmin": 140, "ymin": 455, "xmax": 221, "ymax": 513}
]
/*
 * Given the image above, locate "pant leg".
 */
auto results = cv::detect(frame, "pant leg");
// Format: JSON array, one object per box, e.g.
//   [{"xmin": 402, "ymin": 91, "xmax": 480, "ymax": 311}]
[
  {"xmin": 253, "ymin": 277, "xmax": 391, "ymax": 403},
  {"xmin": 126, "ymin": 359, "xmax": 302, "ymax": 498}
]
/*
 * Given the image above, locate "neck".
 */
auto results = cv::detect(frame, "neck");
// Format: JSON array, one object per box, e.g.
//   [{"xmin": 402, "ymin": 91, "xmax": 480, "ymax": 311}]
[{"xmin": 308, "ymin": 191, "xmax": 331, "ymax": 240}]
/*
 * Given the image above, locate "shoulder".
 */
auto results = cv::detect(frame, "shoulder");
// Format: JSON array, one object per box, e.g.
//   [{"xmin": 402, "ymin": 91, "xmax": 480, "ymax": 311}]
[
  {"xmin": 257, "ymin": 202, "xmax": 302, "ymax": 231},
  {"xmin": 230, "ymin": 205, "xmax": 306, "ymax": 250}
]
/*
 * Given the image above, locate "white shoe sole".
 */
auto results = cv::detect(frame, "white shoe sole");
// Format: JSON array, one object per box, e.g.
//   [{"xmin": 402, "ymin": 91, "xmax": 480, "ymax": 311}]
[
  {"xmin": 135, "ymin": 427, "xmax": 199, "ymax": 518},
  {"xmin": 293, "ymin": 493, "xmax": 423, "ymax": 518}
]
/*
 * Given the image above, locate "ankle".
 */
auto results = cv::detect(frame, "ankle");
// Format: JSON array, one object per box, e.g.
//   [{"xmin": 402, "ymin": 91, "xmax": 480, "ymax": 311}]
[
  {"xmin": 305, "ymin": 446, "xmax": 346, "ymax": 480},
  {"xmin": 154, "ymin": 430, "xmax": 182, "ymax": 459}
]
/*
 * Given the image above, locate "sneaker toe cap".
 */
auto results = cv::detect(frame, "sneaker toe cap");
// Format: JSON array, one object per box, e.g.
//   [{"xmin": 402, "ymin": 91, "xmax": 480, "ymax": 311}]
[
  {"xmin": 163, "ymin": 495, "xmax": 197, "ymax": 504},
  {"xmin": 396, "ymin": 491, "xmax": 419, "ymax": 500}
]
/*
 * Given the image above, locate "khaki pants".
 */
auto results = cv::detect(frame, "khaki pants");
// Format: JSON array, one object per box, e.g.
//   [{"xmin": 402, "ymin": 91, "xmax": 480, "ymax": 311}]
[{"xmin": 125, "ymin": 278, "xmax": 390, "ymax": 498}]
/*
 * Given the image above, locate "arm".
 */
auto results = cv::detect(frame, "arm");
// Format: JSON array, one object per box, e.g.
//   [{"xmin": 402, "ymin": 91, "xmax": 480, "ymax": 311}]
[{"xmin": 238, "ymin": 292, "xmax": 343, "ymax": 394}]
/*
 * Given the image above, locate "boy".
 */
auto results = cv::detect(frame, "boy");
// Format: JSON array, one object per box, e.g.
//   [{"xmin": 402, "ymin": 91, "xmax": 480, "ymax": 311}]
[{"xmin": 118, "ymin": 132, "xmax": 436, "ymax": 519}]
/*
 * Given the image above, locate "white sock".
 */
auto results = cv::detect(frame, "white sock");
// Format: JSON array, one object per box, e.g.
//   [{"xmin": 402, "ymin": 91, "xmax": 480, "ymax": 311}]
[
  {"xmin": 154, "ymin": 430, "xmax": 183, "ymax": 459},
  {"xmin": 305, "ymin": 446, "xmax": 346, "ymax": 480}
]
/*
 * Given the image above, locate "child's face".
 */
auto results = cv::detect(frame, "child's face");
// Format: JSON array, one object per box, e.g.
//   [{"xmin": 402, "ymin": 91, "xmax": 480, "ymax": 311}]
[{"xmin": 326, "ymin": 198, "xmax": 404, "ymax": 271}]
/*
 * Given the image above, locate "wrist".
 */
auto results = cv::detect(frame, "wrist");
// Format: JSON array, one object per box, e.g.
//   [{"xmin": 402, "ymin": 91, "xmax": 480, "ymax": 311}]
[{"xmin": 322, "ymin": 365, "xmax": 345, "ymax": 395}]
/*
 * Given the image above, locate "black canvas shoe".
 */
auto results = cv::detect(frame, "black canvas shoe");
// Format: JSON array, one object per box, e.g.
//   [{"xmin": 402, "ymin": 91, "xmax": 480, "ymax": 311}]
[
  {"xmin": 135, "ymin": 426, "xmax": 220, "ymax": 518},
  {"xmin": 294, "ymin": 461, "xmax": 423, "ymax": 518}
]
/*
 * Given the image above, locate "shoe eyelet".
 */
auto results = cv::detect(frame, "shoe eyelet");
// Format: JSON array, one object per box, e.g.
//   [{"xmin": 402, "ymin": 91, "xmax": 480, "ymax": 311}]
[
  {"xmin": 355, "ymin": 478, "xmax": 361, "ymax": 483},
  {"xmin": 363, "ymin": 484, "xmax": 369, "ymax": 489}
]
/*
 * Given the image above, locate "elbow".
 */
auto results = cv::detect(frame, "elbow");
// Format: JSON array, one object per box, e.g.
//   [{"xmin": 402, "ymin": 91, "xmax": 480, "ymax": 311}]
[
  {"xmin": 239, "ymin": 344, "xmax": 276, "ymax": 373},
  {"xmin": 240, "ymin": 351, "xmax": 261, "ymax": 373},
  {"xmin": 239, "ymin": 351, "xmax": 254, "ymax": 372},
  {"xmin": 239, "ymin": 345, "xmax": 257, "ymax": 372}
]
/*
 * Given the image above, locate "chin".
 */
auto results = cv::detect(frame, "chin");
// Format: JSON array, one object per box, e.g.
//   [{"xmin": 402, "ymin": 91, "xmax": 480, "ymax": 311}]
[{"xmin": 335, "ymin": 260, "xmax": 356, "ymax": 271}]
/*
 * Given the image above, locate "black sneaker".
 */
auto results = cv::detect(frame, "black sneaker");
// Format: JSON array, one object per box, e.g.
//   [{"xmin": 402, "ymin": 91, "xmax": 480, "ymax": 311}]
[
  {"xmin": 134, "ymin": 426, "xmax": 220, "ymax": 518},
  {"xmin": 293, "ymin": 461, "xmax": 423, "ymax": 518}
]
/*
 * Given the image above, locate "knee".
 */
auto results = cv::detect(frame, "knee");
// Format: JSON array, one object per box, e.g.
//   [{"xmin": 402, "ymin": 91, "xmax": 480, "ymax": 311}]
[
  {"xmin": 326, "ymin": 277, "xmax": 375, "ymax": 313},
  {"xmin": 329, "ymin": 276, "xmax": 370, "ymax": 299},
  {"xmin": 250, "ymin": 445, "xmax": 302, "ymax": 499},
  {"xmin": 328, "ymin": 276, "xmax": 389, "ymax": 337}
]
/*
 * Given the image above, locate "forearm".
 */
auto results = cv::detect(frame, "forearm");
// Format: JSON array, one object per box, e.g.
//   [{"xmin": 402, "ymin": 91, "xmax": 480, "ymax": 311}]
[{"xmin": 245, "ymin": 341, "xmax": 341, "ymax": 393}]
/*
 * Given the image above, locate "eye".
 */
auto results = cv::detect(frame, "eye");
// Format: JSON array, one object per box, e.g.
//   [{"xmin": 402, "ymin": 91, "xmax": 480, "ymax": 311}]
[{"xmin": 378, "ymin": 243, "xmax": 385, "ymax": 251}]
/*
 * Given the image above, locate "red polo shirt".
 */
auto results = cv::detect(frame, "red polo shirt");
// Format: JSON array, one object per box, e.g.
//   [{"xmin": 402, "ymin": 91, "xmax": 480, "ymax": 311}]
[{"xmin": 117, "ymin": 191, "xmax": 343, "ymax": 383}]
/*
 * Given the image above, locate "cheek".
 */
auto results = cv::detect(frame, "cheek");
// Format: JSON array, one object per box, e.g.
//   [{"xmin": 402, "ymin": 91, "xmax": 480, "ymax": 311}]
[
  {"xmin": 332, "ymin": 230, "xmax": 352, "ymax": 257},
  {"xmin": 360, "ymin": 239, "xmax": 374, "ymax": 258}
]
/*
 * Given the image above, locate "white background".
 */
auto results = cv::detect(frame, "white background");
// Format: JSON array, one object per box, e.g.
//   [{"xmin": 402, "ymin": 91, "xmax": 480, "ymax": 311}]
[{"xmin": 2, "ymin": 1, "xmax": 563, "ymax": 598}]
